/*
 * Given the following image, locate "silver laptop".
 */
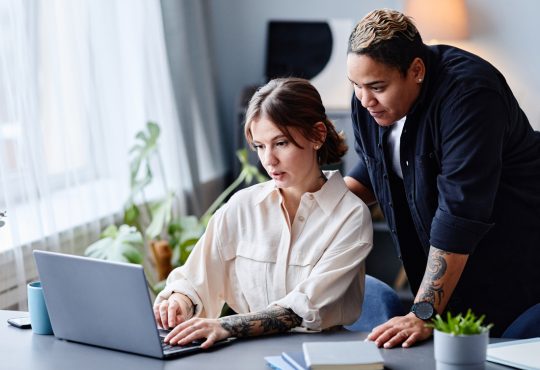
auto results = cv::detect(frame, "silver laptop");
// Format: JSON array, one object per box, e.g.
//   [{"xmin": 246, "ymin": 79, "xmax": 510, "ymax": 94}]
[{"xmin": 33, "ymin": 250, "xmax": 235, "ymax": 359}]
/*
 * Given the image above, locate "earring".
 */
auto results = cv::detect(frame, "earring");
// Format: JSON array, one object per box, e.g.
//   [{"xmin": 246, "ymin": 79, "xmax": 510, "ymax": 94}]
[
  {"xmin": 314, "ymin": 145, "xmax": 320, "ymax": 150},
  {"xmin": 417, "ymin": 78, "xmax": 423, "ymax": 83}
]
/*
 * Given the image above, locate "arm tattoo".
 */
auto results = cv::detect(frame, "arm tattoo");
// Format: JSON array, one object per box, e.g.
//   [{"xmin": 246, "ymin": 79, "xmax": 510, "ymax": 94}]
[
  {"xmin": 418, "ymin": 248, "xmax": 450, "ymax": 305},
  {"xmin": 218, "ymin": 306, "xmax": 302, "ymax": 338}
]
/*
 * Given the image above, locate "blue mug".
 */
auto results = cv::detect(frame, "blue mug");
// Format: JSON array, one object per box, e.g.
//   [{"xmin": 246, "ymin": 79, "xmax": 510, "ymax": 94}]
[{"xmin": 27, "ymin": 281, "xmax": 53, "ymax": 335}]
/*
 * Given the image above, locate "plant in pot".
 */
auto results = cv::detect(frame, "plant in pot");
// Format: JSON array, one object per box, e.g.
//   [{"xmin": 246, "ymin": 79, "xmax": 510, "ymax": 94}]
[
  {"xmin": 429, "ymin": 309, "xmax": 494, "ymax": 370},
  {"xmin": 84, "ymin": 121, "xmax": 266, "ymax": 292},
  {"xmin": 85, "ymin": 121, "xmax": 173, "ymax": 285}
]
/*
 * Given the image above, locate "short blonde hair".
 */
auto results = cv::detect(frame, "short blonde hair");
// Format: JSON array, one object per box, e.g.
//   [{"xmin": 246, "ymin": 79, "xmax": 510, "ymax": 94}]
[
  {"xmin": 348, "ymin": 9, "xmax": 424, "ymax": 76},
  {"xmin": 349, "ymin": 9, "xmax": 418, "ymax": 51}
]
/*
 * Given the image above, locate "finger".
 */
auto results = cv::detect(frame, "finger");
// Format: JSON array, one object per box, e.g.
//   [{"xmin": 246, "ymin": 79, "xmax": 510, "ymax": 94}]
[
  {"xmin": 402, "ymin": 331, "xmax": 421, "ymax": 348},
  {"xmin": 383, "ymin": 330, "xmax": 409, "ymax": 349},
  {"xmin": 159, "ymin": 302, "xmax": 169, "ymax": 330},
  {"xmin": 200, "ymin": 332, "xmax": 217, "ymax": 349},
  {"xmin": 168, "ymin": 300, "xmax": 182, "ymax": 328},
  {"xmin": 367, "ymin": 321, "xmax": 393, "ymax": 341},
  {"xmin": 172, "ymin": 326, "xmax": 203, "ymax": 346},
  {"xmin": 164, "ymin": 320, "xmax": 190, "ymax": 342},
  {"xmin": 153, "ymin": 305, "xmax": 163, "ymax": 328},
  {"xmin": 371, "ymin": 327, "xmax": 400, "ymax": 348}
]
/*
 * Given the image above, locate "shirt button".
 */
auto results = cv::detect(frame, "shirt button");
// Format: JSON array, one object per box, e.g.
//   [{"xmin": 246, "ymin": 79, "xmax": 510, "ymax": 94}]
[
  {"xmin": 298, "ymin": 216, "xmax": 305, "ymax": 222},
  {"xmin": 405, "ymin": 160, "xmax": 409, "ymax": 166},
  {"xmin": 308, "ymin": 194, "xmax": 314, "ymax": 200},
  {"xmin": 389, "ymin": 202, "xmax": 393, "ymax": 208},
  {"xmin": 383, "ymin": 174, "xmax": 388, "ymax": 179}
]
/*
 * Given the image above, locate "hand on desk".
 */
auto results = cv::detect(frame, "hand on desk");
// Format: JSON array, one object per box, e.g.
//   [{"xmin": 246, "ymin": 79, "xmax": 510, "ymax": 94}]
[
  {"xmin": 164, "ymin": 317, "xmax": 230, "ymax": 349},
  {"xmin": 367, "ymin": 312, "xmax": 432, "ymax": 348}
]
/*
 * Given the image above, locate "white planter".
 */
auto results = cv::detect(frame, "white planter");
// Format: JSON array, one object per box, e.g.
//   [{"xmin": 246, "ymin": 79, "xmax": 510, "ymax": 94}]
[{"xmin": 434, "ymin": 329, "xmax": 489, "ymax": 370}]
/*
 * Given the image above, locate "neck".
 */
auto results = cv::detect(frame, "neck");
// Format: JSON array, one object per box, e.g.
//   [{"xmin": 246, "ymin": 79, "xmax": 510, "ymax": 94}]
[{"xmin": 279, "ymin": 171, "xmax": 327, "ymax": 219}]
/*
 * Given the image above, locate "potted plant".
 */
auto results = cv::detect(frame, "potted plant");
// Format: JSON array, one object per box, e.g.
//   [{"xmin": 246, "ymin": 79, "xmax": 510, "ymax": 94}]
[
  {"xmin": 85, "ymin": 121, "xmax": 266, "ymax": 291},
  {"xmin": 429, "ymin": 309, "xmax": 494, "ymax": 369}
]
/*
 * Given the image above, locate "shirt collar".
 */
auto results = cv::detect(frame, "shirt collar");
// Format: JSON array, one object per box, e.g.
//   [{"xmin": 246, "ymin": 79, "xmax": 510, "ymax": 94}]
[{"xmin": 253, "ymin": 170, "xmax": 349, "ymax": 215}]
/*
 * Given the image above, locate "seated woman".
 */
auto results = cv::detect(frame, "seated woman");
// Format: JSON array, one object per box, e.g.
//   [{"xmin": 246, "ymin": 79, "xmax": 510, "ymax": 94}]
[{"xmin": 153, "ymin": 77, "xmax": 373, "ymax": 348}]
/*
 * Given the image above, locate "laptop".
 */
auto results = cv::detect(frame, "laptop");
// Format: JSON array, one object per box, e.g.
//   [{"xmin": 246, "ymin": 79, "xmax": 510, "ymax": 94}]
[{"xmin": 33, "ymin": 250, "xmax": 235, "ymax": 359}]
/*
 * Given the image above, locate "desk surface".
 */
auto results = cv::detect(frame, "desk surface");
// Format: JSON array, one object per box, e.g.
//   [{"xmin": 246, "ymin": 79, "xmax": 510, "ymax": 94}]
[{"xmin": 1, "ymin": 310, "xmax": 512, "ymax": 370}]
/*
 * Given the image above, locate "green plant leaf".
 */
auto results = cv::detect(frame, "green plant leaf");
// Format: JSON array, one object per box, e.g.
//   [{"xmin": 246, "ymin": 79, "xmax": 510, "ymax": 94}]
[
  {"xmin": 123, "ymin": 203, "xmax": 141, "ymax": 228},
  {"xmin": 145, "ymin": 191, "xmax": 174, "ymax": 240},
  {"xmin": 85, "ymin": 224, "xmax": 144, "ymax": 264},
  {"xmin": 427, "ymin": 309, "xmax": 493, "ymax": 335},
  {"xmin": 128, "ymin": 121, "xmax": 160, "ymax": 195}
]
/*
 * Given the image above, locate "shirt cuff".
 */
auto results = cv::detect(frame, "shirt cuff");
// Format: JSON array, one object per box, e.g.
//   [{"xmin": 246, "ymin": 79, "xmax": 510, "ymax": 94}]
[
  {"xmin": 430, "ymin": 208, "xmax": 494, "ymax": 254},
  {"xmin": 270, "ymin": 292, "xmax": 322, "ymax": 331}
]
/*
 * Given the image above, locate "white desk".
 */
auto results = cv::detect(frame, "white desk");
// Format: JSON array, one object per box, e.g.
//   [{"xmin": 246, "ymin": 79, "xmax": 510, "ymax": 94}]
[{"xmin": 1, "ymin": 310, "xmax": 512, "ymax": 370}]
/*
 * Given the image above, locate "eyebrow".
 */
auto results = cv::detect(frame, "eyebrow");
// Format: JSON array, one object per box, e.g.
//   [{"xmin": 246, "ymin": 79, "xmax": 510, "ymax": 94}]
[
  {"xmin": 347, "ymin": 76, "xmax": 385, "ymax": 87},
  {"xmin": 252, "ymin": 134, "xmax": 288, "ymax": 144}
]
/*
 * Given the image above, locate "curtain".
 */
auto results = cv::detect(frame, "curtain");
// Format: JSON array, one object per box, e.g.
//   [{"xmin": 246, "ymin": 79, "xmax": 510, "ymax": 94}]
[
  {"xmin": 0, "ymin": 0, "xmax": 195, "ymax": 309},
  {"xmin": 160, "ymin": 0, "xmax": 227, "ymax": 214}
]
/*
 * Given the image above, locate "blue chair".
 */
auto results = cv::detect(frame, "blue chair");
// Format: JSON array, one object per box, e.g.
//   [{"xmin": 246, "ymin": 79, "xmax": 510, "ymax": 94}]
[
  {"xmin": 345, "ymin": 274, "xmax": 405, "ymax": 332},
  {"xmin": 501, "ymin": 303, "xmax": 540, "ymax": 339}
]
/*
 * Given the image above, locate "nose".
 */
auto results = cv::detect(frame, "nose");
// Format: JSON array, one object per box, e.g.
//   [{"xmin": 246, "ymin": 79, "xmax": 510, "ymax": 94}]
[
  {"xmin": 262, "ymin": 148, "xmax": 278, "ymax": 167},
  {"xmin": 357, "ymin": 88, "xmax": 376, "ymax": 109}
]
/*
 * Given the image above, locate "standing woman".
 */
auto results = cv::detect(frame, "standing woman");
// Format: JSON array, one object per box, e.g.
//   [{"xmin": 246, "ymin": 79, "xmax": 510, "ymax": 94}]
[
  {"xmin": 345, "ymin": 9, "xmax": 540, "ymax": 348},
  {"xmin": 154, "ymin": 77, "xmax": 373, "ymax": 348}
]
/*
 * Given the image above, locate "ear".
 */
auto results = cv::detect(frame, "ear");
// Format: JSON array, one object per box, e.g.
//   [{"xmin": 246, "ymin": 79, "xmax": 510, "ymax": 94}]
[
  {"xmin": 408, "ymin": 57, "xmax": 426, "ymax": 83},
  {"xmin": 313, "ymin": 121, "xmax": 327, "ymax": 147}
]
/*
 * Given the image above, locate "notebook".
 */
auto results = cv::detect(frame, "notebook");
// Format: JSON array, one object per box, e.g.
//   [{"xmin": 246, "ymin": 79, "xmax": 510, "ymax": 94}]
[
  {"xmin": 282, "ymin": 351, "xmax": 308, "ymax": 370},
  {"xmin": 487, "ymin": 338, "xmax": 540, "ymax": 370},
  {"xmin": 33, "ymin": 250, "xmax": 235, "ymax": 359},
  {"xmin": 302, "ymin": 341, "xmax": 384, "ymax": 370}
]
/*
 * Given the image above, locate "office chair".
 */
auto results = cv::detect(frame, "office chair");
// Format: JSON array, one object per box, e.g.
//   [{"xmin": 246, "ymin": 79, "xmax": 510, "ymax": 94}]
[
  {"xmin": 501, "ymin": 303, "xmax": 540, "ymax": 339},
  {"xmin": 345, "ymin": 274, "xmax": 405, "ymax": 332}
]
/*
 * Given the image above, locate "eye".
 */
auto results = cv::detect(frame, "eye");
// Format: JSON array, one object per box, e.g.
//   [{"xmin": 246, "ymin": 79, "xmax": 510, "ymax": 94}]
[
  {"xmin": 371, "ymin": 85, "xmax": 384, "ymax": 92},
  {"xmin": 252, "ymin": 144, "xmax": 264, "ymax": 150},
  {"xmin": 275, "ymin": 140, "xmax": 288, "ymax": 147}
]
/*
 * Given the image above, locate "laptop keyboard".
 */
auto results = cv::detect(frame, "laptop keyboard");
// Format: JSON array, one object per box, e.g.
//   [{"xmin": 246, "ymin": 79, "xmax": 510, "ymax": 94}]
[{"xmin": 160, "ymin": 336, "xmax": 202, "ymax": 352}]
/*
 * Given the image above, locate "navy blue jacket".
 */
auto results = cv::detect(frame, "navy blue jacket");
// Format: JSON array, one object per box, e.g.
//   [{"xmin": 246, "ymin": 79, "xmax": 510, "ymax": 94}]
[{"xmin": 349, "ymin": 45, "xmax": 540, "ymax": 335}]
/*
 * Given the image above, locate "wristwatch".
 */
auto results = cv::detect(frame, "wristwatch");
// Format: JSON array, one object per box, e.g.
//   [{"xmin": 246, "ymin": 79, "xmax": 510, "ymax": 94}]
[{"xmin": 411, "ymin": 301, "xmax": 437, "ymax": 321}]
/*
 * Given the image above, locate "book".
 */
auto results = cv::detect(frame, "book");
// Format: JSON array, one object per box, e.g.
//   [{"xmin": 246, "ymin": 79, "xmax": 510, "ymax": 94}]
[
  {"xmin": 282, "ymin": 351, "xmax": 308, "ymax": 370},
  {"xmin": 264, "ymin": 355, "xmax": 297, "ymax": 370},
  {"xmin": 487, "ymin": 338, "xmax": 540, "ymax": 370},
  {"xmin": 302, "ymin": 341, "xmax": 384, "ymax": 370}
]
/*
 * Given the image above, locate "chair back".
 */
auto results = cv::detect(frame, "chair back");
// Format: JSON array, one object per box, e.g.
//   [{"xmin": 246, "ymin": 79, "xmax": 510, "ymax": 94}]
[
  {"xmin": 502, "ymin": 303, "xmax": 540, "ymax": 339},
  {"xmin": 345, "ymin": 275, "xmax": 405, "ymax": 332}
]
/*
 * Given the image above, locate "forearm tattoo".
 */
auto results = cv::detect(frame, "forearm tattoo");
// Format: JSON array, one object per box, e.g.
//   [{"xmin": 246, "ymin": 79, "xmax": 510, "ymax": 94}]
[
  {"xmin": 218, "ymin": 306, "xmax": 302, "ymax": 338},
  {"xmin": 418, "ymin": 248, "xmax": 450, "ymax": 305}
]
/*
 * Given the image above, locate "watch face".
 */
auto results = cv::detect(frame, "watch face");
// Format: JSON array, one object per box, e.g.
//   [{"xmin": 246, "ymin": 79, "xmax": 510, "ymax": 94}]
[{"xmin": 413, "ymin": 301, "xmax": 434, "ymax": 320}]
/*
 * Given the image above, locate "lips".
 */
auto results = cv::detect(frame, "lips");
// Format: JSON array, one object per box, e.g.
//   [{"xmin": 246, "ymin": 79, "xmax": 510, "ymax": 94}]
[
  {"xmin": 369, "ymin": 110, "xmax": 385, "ymax": 118},
  {"xmin": 270, "ymin": 171, "xmax": 285, "ymax": 181}
]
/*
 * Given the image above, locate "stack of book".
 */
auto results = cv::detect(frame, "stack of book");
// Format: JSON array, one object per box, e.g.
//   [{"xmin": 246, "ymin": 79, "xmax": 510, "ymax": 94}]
[{"xmin": 264, "ymin": 340, "xmax": 384, "ymax": 370}]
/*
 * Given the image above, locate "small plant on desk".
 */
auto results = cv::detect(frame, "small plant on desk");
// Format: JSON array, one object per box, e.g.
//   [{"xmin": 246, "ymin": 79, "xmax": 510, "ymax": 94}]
[
  {"xmin": 428, "ymin": 309, "xmax": 494, "ymax": 368},
  {"xmin": 428, "ymin": 309, "xmax": 493, "ymax": 335}
]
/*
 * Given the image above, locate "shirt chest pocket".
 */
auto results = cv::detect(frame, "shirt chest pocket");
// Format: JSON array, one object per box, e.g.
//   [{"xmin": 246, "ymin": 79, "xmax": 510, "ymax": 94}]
[{"xmin": 234, "ymin": 241, "xmax": 278, "ymax": 308}]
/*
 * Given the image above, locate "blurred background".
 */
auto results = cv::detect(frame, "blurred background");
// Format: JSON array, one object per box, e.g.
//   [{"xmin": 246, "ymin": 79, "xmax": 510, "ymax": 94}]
[{"xmin": 1, "ymin": 0, "xmax": 538, "ymax": 310}]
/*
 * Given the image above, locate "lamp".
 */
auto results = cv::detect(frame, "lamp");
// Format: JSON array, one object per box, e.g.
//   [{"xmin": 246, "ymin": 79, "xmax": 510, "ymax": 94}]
[{"xmin": 405, "ymin": 0, "xmax": 469, "ymax": 42}]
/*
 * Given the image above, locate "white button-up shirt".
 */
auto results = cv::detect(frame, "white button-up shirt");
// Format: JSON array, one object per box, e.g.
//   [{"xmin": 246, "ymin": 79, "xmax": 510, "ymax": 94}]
[{"xmin": 155, "ymin": 171, "xmax": 373, "ymax": 330}]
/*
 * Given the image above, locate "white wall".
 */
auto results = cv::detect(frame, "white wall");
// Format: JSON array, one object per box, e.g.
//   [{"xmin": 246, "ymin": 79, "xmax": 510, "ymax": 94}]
[{"xmin": 205, "ymin": 0, "xmax": 540, "ymax": 164}]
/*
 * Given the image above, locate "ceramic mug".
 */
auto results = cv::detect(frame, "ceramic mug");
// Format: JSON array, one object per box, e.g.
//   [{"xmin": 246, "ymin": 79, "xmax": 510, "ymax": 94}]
[{"xmin": 27, "ymin": 281, "xmax": 53, "ymax": 335}]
